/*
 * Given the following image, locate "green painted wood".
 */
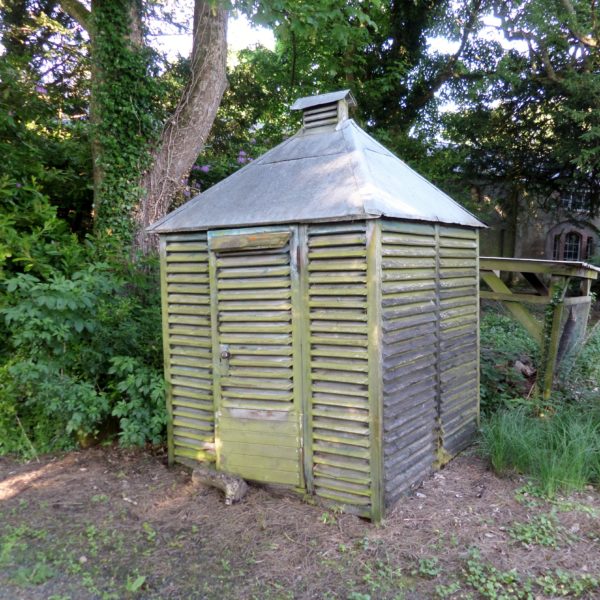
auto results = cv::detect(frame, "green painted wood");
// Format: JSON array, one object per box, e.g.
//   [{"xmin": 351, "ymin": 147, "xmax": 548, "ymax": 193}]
[
  {"xmin": 218, "ymin": 414, "xmax": 297, "ymax": 434},
  {"xmin": 366, "ymin": 219, "xmax": 384, "ymax": 522},
  {"xmin": 173, "ymin": 447, "xmax": 216, "ymax": 462},
  {"xmin": 222, "ymin": 464, "xmax": 300, "ymax": 486},
  {"xmin": 159, "ymin": 237, "xmax": 175, "ymax": 465},
  {"xmin": 210, "ymin": 226, "xmax": 302, "ymax": 487},
  {"xmin": 219, "ymin": 429, "xmax": 299, "ymax": 447},
  {"xmin": 209, "ymin": 230, "xmax": 291, "ymax": 252},
  {"xmin": 299, "ymin": 226, "xmax": 314, "ymax": 494}
]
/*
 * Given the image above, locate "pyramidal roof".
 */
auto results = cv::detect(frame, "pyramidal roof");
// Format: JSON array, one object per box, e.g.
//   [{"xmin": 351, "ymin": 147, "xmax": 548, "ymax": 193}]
[{"xmin": 149, "ymin": 107, "xmax": 484, "ymax": 234}]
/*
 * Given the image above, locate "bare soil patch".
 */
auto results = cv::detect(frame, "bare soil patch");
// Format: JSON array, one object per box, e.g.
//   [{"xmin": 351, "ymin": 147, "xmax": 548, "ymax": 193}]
[{"xmin": 0, "ymin": 446, "xmax": 599, "ymax": 599}]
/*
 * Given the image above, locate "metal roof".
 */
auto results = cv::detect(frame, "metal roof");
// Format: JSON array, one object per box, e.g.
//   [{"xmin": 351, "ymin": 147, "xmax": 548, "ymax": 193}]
[
  {"xmin": 149, "ymin": 118, "xmax": 486, "ymax": 233},
  {"xmin": 290, "ymin": 89, "xmax": 357, "ymax": 111}
]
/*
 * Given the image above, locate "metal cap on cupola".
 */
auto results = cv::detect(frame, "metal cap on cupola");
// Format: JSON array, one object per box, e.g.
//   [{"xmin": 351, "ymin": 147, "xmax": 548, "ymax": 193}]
[{"xmin": 290, "ymin": 89, "xmax": 357, "ymax": 130}]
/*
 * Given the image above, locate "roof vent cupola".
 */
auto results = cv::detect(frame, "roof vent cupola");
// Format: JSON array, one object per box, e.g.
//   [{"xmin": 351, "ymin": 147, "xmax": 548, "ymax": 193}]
[{"xmin": 291, "ymin": 89, "xmax": 357, "ymax": 130}]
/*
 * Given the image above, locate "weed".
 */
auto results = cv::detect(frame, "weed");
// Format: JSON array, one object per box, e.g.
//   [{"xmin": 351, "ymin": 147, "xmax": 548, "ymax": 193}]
[
  {"xmin": 509, "ymin": 514, "xmax": 561, "ymax": 548},
  {"xmin": 142, "ymin": 522, "xmax": 156, "ymax": 543},
  {"xmin": 12, "ymin": 558, "xmax": 56, "ymax": 586},
  {"xmin": 124, "ymin": 573, "xmax": 146, "ymax": 593},
  {"xmin": 91, "ymin": 494, "xmax": 109, "ymax": 503},
  {"xmin": 534, "ymin": 569, "xmax": 600, "ymax": 597},
  {"xmin": 435, "ymin": 581, "xmax": 461, "ymax": 598},
  {"xmin": 415, "ymin": 556, "xmax": 441, "ymax": 578},
  {"xmin": 463, "ymin": 548, "xmax": 533, "ymax": 599}
]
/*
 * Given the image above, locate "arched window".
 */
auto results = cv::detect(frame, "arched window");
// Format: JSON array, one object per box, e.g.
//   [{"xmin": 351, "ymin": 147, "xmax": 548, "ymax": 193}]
[
  {"xmin": 563, "ymin": 232, "xmax": 581, "ymax": 261},
  {"xmin": 586, "ymin": 237, "xmax": 595, "ymax": 260}
]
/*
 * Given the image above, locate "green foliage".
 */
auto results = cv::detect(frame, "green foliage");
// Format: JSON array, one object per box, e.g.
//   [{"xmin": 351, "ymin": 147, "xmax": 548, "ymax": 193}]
[
  {"xmin": 0, "ymin": 258, "xmax": 166, "ymax": 457},
  {"xmin": 509, "ymin": 514, "xmax": 561, "ymax": 548},
  {"xmin": 0, "ymin": 177, "xmax": 85, "ymax": 280},
  {"xmin": 479, "ymin": 310, "xmax": 539, "ymax": 414},
  {"xmin": 462, "ymin": 547, "xmax": 600, "ymax": 599},
  {"xmin": 463, "ymin": 548, "xmax": 532, "ymax": 599},
  {"xmin": 91, "ymin": 1, "xmax": 167, "ymax": 243},
  {"xmin": 481, "ymin": 407, "xmax": 600, "ymax": 496}
]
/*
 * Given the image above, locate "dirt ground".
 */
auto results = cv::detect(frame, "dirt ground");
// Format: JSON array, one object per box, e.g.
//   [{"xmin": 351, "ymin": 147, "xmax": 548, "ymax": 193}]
[{"xmin": 1, "ymin": 446, "xmax": 599, "ymax": 600}]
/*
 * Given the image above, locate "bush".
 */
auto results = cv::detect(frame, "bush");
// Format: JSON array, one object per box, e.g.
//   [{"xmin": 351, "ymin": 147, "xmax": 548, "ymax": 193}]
[
  {"xmin": 0, "ymin": 257, "xmax": 166, "ymax": 458},
  {"xmin": 479, "ymin": 310, "xmax": 539, "ymax": 415}
]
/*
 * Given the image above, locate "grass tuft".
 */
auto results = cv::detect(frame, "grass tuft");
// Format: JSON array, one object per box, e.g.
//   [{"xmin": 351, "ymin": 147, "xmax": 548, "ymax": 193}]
[{"xmin": 482, "ymin": 407, "xmax": 600, "ymax": 496}]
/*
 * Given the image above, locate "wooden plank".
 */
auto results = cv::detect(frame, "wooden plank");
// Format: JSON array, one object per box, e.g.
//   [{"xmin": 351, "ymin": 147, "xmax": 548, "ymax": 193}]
[
  {"xmin": 480, "ymin": 257, "xmax": 599, "ymax": 280},
  {"xmin": 210, "ymin": 230, "xmax": 291, "ymax": 252},
  {"xmin": 479, "ymin": 291, "xmax": 549, "ymax": 305},
  {"xmin": 219, "ymin": 415, "xmax": 297, "ymax": 434},
  {"xmin": 308, "ymin": 233, "xmax": 366, "ymax": 247},
  {"xmin": 366, "ymin": 219, "xmax": 383, "ymax": 522},
  {"xmin": 173, "ymin": 447, "xmax": 216, "ymax": 462},
  {"xmin": 160, "ymin": 237, "xmax": 175, "ymax": 466},
  {"xmin": 219, "ymin": 429, "xmax": 298, "ymax": 447},
  {"xmin": 220, "ymin": 440, "xmax": 299, "ymax": 460},
  {"xmin": 480, "ymin": 270, "xmax": 542, "ymax": 342},
  {"xmin": 223, "ymin": 464, "xmax": 300, "ymax": 486}
]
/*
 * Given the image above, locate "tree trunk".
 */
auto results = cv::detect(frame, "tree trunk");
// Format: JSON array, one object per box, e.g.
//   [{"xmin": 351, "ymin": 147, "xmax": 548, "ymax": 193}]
[{"xmin": 134, "ymin": 2, "xmax": 228, "ymax": 253}]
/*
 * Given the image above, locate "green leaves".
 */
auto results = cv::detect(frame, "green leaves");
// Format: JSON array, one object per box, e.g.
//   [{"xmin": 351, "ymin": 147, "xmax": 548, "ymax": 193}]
[{"xmin": 0, "ymin": 257, "xmax": 166, "ymax": 457}]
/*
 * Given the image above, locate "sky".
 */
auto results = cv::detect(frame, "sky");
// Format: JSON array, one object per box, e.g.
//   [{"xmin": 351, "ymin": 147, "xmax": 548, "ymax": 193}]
[{"xmin": 154, "ymin": 14, "xmax": 275, "ymax": 60}]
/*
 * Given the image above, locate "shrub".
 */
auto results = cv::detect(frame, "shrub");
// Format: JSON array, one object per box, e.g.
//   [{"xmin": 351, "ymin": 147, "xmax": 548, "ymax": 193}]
[
  {"xmin": 479, "ymin": 310, "xmax": 539, "ymax": 415},
  {"xmin": 0, "ymin": 258, "xmax": 166, "ymax": 458}
]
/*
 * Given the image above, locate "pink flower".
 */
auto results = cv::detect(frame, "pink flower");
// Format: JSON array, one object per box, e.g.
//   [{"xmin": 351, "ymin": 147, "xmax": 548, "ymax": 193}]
[
  {"xmin": 200, "ymin": 165, "xmax": 210, "ymax": 173},
  {"xmin": 35, "ymin": 84, "xmax": 47, "ymax": 95}
]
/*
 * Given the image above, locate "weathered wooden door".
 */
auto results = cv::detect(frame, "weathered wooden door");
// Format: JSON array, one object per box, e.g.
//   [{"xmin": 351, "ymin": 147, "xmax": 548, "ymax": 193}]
[{"xmin": 208, "ymin": 227, "xmax": 304, "ymax": 487}]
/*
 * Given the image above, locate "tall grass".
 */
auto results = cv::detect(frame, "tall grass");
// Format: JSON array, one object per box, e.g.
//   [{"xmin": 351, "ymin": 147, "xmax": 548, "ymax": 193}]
[
  {"xmin": 482, "ymin": 407, "xmax": 600, "ymax": 496},
  {"xmin": 480, "ymin": 311, "xmax": 600, "ymax": 496}
]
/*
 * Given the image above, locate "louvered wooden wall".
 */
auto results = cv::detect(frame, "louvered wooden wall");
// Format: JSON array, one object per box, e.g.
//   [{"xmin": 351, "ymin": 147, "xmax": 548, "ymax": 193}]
[
  {"xmin": 380, "ymin": 220, "xmax": 479, "ymax": 507},
  {"xmin": 438, "ymin": 226, "xmax": 479, "ymax": 456},
  {"xmin": 160, "ymin": 234, "xmax": 214, "ymax": 464},
  {"xmin": 159, "ymin": 220, "xmax": 479, "ymax": 519},
  {"xmin": 380, "ymin": 221, "xmax": 438, "ymax": 506},
  {"xmin": 306, "ymin": 223, "xmax": 373, "ymax": 517}
]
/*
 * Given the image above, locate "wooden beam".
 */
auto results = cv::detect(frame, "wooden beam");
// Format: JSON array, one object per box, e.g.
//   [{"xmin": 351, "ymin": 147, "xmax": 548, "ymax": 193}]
[
  {"xmin": 480, "ymin": 271, "xmax": 542, "ymax": 342},
  {"xmin": 541, "ymin": 277, "xmax": 569, "ymax": 401},
  {"xmin": 480, "ymin": 257, "xmax": 599, "ymax": 280},
  {"xmin": 479, "ymin": 291, "xmax": 550, "ymax": 305}
]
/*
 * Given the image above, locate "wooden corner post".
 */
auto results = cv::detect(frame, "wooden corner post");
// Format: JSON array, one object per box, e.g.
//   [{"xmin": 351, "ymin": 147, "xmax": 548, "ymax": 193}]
[{"xmin": 366, "ymin": 220, "xmax": 384, "ymax": 522}]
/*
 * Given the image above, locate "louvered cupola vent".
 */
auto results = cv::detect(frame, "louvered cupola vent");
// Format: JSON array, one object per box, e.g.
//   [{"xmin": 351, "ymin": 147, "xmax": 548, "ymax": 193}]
[
  {"xmin": 291, "ymin": 89, "xmax": 357, "ymax": 130},
  {"xmin": 303, "ymin": 101, "xmax": 339, "ymax": 129}
]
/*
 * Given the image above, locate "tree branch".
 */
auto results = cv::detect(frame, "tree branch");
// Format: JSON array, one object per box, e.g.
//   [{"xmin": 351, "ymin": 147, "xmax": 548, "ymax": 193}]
[
  {"xmin": 402, "ymin": 0, "xmax": 483, "ymax": 123},
  {"xmin": 560, "ymin": 0, "xmax": 598, "ymax": 47},
  {"xmin": 59, "ymin": 0, "xmax": 91, "ymax": 31}
]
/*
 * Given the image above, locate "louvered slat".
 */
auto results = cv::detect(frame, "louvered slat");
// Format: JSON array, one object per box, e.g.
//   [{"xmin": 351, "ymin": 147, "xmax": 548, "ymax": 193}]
[
  {"xmin": 163, "ymin": 234, "xmax": 215, "ymax": 462},
  {"xmin": 307, "ymin": 223, "xmax": 372, "ymax": 516},
  {"xmin": 438, "ymin": 228, "xmax": 479, "ymax": 455},
  {"xmin": 215, "ymin": 245, "xmax": 294, "ymax": 411},
  {"xmin": 380, "ymin": 221, "xmax": 437, "ymax": 506}
]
